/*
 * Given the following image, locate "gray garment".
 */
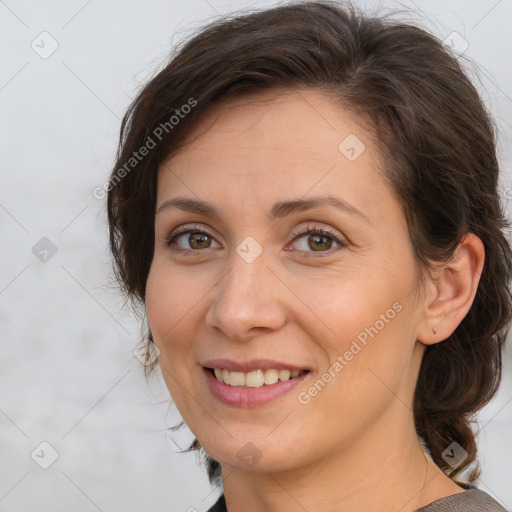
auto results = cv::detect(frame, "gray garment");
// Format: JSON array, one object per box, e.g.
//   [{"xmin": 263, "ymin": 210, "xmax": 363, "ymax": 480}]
[
  {"xmin": 207, "ymin": 486, "xmax": 510, "ymax": 511},
  {"xmin": 416, "ymin": 488, "xmax": 509, "ymax": 512}
]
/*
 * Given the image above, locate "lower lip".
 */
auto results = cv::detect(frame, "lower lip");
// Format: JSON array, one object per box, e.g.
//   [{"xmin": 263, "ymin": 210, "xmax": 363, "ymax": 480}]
[{"xmin": 203, "ymin": 367, "xmax": 310, "ymax": 408}]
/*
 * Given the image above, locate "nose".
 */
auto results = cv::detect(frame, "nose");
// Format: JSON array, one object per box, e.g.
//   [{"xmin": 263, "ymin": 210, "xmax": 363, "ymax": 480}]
[{"xmin": 204, "ymin": 247, "xmax": 287, "ymax": 342}]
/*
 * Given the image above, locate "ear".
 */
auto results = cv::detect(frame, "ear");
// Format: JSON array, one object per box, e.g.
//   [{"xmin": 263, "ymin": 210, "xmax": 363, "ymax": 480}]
[{"xmin": 416, "ymin": 233, "xmax": 485, "ymax": 345}]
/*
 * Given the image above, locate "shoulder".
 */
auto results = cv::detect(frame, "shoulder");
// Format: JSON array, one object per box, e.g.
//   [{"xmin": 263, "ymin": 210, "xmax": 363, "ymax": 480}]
[{"xmin": 416, "ymin": 487, "xmax": 509, "ymax": 512}]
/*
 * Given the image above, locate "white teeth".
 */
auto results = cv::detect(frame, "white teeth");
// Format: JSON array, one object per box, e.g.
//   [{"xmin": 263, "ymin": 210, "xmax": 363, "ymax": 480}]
[
  {"xmin": 245, "ymin": 370, "xmax": 264, "ymax": 388},
  {"xmin": 229, "ymin": 371, "xmax": 245, "ymax": 386},
  {"xmin": 212, "ymin": 367, "xmax": 305, "ymax": 387},
  {"xmin": 264, "ymin": 368, "xmax": 279, "ymax": 385},
  {"xmin": 278, "ymin": 369, "xmax": 291, "ymax": 381}
]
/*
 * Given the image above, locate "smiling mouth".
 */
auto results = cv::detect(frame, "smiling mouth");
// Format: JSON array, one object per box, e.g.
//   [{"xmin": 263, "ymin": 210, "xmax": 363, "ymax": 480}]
[{"xmin": 206, "ymin": 367, "xmax": 309, "ymax": 388}]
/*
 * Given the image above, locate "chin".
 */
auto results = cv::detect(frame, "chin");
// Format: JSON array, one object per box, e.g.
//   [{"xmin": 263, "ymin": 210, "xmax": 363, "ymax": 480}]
[{"xmin": 197, "ymin": 429, "xmax": 311, "ymax": 474}]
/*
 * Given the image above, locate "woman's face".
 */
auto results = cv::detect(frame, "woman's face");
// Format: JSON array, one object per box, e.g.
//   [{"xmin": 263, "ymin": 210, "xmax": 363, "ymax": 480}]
[{"xmin": 146, "ymin": 88, "xmax": 428, "ymax": 473}]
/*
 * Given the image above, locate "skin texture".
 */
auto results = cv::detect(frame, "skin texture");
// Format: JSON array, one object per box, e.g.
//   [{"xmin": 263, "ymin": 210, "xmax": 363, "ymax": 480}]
[{"xmin": 145, "ymin": 88, "xmax": 485, "ymax": 512}]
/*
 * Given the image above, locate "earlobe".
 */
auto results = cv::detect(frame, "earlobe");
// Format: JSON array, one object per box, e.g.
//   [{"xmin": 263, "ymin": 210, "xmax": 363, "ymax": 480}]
[{"xmin": 417, "ymin": 233, "xmax": 485, "ymax": 346}]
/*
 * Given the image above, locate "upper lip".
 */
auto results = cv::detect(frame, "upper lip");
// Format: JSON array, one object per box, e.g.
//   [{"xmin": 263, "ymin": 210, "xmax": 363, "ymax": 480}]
[{"xmin": 202, "ymin": 359, "xmax": 310, "ymax": 373}]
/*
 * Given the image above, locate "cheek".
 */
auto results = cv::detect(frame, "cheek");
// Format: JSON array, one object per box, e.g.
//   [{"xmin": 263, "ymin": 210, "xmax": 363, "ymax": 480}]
[
  {"xmin": 145, "ymin": 262, "xmax": 199, "ymax": 347},
  {"xmin": 292, "ymin": 268, "xmax": 405, "ymax": 349},
  {"xmin": 294, "ymin": 271, "xmax": 414, "ymax": 403},
  {"xmin": 294, "ymin": 304, "xmax": 413, "ymax": 446},
  {"xmin": 146, "ymin": 266, "xmax": 202, "ymax": 411},
  {"xmin": 321, "ymin": 307, "xmax": 407, "ymax": 386}
]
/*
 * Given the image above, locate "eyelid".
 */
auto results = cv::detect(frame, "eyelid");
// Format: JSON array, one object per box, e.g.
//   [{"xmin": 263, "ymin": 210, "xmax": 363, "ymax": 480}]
[
  {"xmin": 166, "ymin": 223, "xmax": 216, "ymax": 240},
  {"xmin": 165, "ymin": 222, "xmax": 348, "ymax": 256}
]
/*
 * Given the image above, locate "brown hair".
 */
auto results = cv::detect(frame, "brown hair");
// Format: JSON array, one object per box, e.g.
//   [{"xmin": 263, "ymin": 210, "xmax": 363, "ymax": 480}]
[{"xmin": 107, "ymin": 0, "xmax": 512, "ymax": 485}]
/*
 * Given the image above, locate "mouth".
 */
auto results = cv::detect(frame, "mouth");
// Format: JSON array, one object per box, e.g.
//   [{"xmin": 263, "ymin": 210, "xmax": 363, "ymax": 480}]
[
  {"xmin": 201, "ymin": 360, "xmax": 312, "ymax": 408},
  {"xmin": 206, "ymin": 367, "xmax": 309, "ymax": 388}
]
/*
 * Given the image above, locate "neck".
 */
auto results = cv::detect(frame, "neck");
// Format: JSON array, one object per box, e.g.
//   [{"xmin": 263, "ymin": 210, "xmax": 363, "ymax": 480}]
[{"xmin": 219, "ymin": 402, "xmax": 461, "ymax": 512}]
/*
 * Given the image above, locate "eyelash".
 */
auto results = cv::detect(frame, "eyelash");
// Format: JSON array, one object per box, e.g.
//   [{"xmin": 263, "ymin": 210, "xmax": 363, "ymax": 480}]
[{"xmin": 165, "ymin": 223, "xmax": 348, "ymax": 258}]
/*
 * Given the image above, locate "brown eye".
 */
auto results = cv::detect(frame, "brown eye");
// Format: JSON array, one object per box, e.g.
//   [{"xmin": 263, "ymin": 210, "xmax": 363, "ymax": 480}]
[
  {"xmin": 289, "ymin": 225, "xmax": 347, "ymax": 256},
  {"xmin": 166, "ymin": 227, "xmax": 221, "ymax": 254},
  {"xmin": 188, "ymin": 232, "xmax": 212, "ymax": 249},
  {"xmin": 306, "ymin": 233, "xmax": 334, "ymax": 251}
]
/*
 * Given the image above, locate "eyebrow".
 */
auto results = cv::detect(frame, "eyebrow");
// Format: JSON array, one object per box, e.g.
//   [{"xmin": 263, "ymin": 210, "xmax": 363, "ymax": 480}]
[{"xmin": 156, "ymin": 194, "xmax": 370, "ymax": 224}]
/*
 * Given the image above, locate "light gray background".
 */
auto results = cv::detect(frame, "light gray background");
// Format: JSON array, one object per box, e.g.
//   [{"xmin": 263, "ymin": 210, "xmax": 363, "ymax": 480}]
[{"xmin": 1, "ymin": 1, "xmax": 511, "ymax": 511}]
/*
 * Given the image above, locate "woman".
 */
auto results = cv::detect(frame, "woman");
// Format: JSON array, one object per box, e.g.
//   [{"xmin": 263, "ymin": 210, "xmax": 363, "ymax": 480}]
[{"xmin": 106, "ymin": 1, "xmax": 512, "ymax": 510}]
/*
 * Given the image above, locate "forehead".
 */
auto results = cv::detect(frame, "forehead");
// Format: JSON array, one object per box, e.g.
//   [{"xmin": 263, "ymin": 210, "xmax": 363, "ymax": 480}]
[
  {"xmin": 156, "ymin": 88, "xmax": 391, "ymax": 219},
  {"xmin": 167, "ymin": 88, "xmax": 367, "ymax": 164}
]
